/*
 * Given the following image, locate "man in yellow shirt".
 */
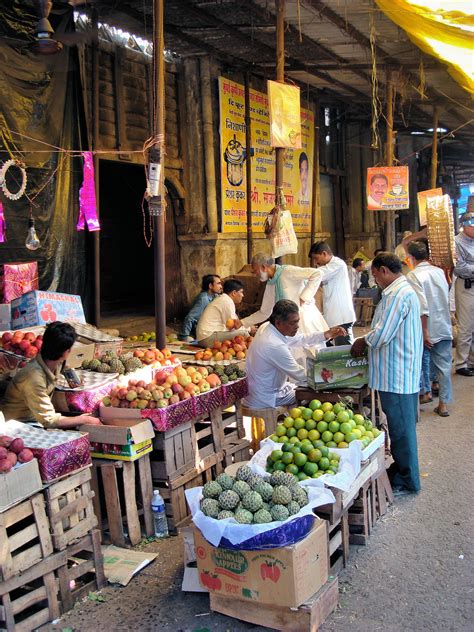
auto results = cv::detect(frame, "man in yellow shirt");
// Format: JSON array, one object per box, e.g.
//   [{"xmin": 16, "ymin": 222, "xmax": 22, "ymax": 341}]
[{"xmin": 2, "ymin": 322, "xmax": 101, "ymax": 429}]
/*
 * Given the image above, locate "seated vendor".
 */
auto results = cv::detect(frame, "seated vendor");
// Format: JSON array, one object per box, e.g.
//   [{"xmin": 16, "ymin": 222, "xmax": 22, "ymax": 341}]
[
  {"xmin": 2, "ymin": 321, "xmax": 101, "ymax": 429},
  {"xmin": 244, "ymin": 300, "xmax": 345, "ymax": 409},
  {"xmin": 196, "ymin": 279, "xmax": 256, "ymax": 347},
  {"xmin": 178, "ymin": 274, "xmax": 223, "ymax": 341}
]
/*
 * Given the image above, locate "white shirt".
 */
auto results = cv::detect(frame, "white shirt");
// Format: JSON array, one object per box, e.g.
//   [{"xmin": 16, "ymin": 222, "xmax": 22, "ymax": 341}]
[
  {"xmin": 241, "ymin": 265, "xmax": 327, "ymax": 334},
  {"xmin": 348, "ymin": 267, "xmax": 361, "ymax": 295},
  {"xmin": 312, "ymin": 256, "xmax": 356, "ymax": 327},
  {"xmin": 196, "ymin": 294, "xmax": 237, "ymax": 341},
  {"xmin": 406, "ymin": 262, "xmax": 452, "ymax": 343},
  {"xmin": 243, "ymin": 322, "xmax": 326, "ymax": 408}
]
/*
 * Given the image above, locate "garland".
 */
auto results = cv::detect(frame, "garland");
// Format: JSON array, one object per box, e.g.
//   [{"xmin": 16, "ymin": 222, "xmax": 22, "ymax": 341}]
[{"xmin": 0, "ymin": 159, "xmax": 27, "ymax": 201}]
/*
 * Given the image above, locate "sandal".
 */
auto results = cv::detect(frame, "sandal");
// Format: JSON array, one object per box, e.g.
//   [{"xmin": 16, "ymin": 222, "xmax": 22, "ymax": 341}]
[
  {"xmin": 433, "ymin": 406, "xmax": 449, "ymax": 417},
  {"xmin": 419, "ymin": 394, "xmax": 433, "ymax": 404}
]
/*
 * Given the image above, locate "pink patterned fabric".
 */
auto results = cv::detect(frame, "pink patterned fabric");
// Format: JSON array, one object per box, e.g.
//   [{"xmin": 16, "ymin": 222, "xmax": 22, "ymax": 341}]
[
  {"xmin": 77, "ymin": 151, "xmax": 100, "ymax": 232},
  {"xmin": 192, "ymin": 387, "xmax": 223, "ymax": 417},
  {"xmin": 141, "ymin": 396, "xmax": 195, "ymax": 432},
  {"xmin": 30, "ymin": 435, "xmax": 91, "ymax": 481},
  {"xmin": 0, "ymin": 201, "xmax": 6, "ymax": 243},
  {"xmin": 220, "ymin": 377, "xmax": 249, "ymax": 407},
  {"xmin": 65, "ymin": 381, "xmax": 118, "ymax": 413},
  {"xmin": 0, "ymin": 261, "xmax": 38, "ymax": 303}
]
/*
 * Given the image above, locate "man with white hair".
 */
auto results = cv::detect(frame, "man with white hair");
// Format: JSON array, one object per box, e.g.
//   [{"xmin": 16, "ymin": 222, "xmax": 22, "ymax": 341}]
[{"xmin": 241, "ymin": 253, "xmax": 327, "ymax": 336}]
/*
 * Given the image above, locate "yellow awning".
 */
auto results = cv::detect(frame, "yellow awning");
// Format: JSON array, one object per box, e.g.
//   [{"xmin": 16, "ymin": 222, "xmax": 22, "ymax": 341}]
[{"xmin": 375, "ymin": 0, "xmax": 474, "ymax": 95}]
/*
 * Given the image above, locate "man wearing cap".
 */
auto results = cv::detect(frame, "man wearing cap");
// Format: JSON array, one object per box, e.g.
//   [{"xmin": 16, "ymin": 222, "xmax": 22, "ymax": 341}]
[{"xmin": 454, "ymin": 210, "xmax": 474, "ymax": 376}]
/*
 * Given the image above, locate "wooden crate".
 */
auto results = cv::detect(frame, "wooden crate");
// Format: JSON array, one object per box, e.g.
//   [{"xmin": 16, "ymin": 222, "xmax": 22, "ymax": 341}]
[
  {"xmin": 222, "ymin": 437, "xmax": 251, "ymax": 469},
  {"xmin": 154, "ymin": 452, "xmax": 224, "ymax": 533},
  {"xmin": 0, "ymin": 551, "xmax": 64, "ymax": 632},
  {"xmin": 0, "ymin": 494, "xmax": 53, "ymax": 582},
  {"xmin": 210, "ymin": 576, "xmax": 338, "ymax": 631},
  {"xmin": 44, "ymin": 467, "xmax": 97, "ymax": 551},
  {"xmin": 353, "ymin": 297, "xmax": 375, "ymax": 326},
  {"xmin": 327, "ymin": 511, "xmax": 350, "ymax": 576},
  {"xmin": 90, "ymin": 454, "xmax": 154, "ymax": 547},
  {"xmin": 56, "ymin": 529, "xmax": 106, "ymax": 614}
]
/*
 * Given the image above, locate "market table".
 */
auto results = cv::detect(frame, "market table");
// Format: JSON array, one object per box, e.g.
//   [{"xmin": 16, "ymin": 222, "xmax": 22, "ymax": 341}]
[{"xmin": 295, "ymin": 385, "xmax": 370, "ymax": 413}]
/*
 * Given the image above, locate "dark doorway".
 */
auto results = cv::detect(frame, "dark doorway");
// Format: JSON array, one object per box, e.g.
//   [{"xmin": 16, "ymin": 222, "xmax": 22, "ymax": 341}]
[{"xmin": 99, "ymin": 160, "xmax": 184, "ymax": 322}]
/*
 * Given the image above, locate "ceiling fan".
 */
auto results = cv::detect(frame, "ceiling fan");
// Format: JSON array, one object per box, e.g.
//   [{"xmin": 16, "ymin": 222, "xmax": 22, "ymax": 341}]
[{"xmin": 31, "ymin": 0, "xmax": 96, "ymax": 55}]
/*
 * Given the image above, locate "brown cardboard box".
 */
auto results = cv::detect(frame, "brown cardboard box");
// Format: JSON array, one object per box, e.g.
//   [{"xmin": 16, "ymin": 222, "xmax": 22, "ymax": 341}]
[
  {"xmin": 80, "ymin": 419, "xmax": 155, "ymax": 461},
  {"xmin": 68, "ymin": 340, "xmax": 95, "ymax": 369},
  {"xmin": 194, "ymin": 519, "xmax": 328, "ymax": 608},
  {"xmin": 0, "ymin": 459, "xmax": 43, "ymax": 512}
]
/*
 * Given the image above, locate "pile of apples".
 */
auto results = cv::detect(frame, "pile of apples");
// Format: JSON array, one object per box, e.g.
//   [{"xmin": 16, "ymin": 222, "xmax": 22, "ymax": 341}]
[
  {"xmin": 131, "ymin": 347, "xmax": 179, "ymax": 366},
  {"xmin": 1, "ymin": 331, "xmax": 42, "ymax": 359},
  {"xmin": 194, "ymin": 335, "xmax": 251, "ymax": 362},
  {"xmin": 0, "ymin": 436, "xmax": 34, "ymax": 474},
  {"xmin": 102, "ymin": 365, "xmax": 222, "ymax": 410}
]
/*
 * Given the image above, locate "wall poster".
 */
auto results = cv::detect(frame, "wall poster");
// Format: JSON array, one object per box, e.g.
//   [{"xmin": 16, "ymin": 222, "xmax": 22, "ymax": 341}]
[{"xmin": 366, "ymin": 166, "xmax": 410, "ymax": 211}]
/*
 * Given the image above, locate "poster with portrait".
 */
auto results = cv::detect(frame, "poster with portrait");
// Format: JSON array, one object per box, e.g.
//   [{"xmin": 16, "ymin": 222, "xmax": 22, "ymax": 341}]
[
  {"xmin": 268, "ymin": 80, "xmax": 302, "ymax": 149},
  {"xmin": 417, "ymin": 187, "xmax": 443, "ymax": 226},
  {"xmin": 218, "ymin": 77, "xmax": 314, "ymax": 233},
  {"xmin": 366, "ymin": 166, "xmax": 410, "ymax": 210}
]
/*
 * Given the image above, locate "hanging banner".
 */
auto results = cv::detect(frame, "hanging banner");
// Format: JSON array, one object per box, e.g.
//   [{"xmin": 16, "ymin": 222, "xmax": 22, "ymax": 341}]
[
  {"xmin": 219, "ymin": 77, "xmax": 313, "ymax": 234},
  {"xmin": 268, "ymin": 80, "xmax": 302, "ymax": 149},
  {"xmin": 366, "ymin": 166, "xmax": 410, "ymax": 211},
  {"xmin": 417, "ymin": 187, "xmax": 443, "ymax": 226}
]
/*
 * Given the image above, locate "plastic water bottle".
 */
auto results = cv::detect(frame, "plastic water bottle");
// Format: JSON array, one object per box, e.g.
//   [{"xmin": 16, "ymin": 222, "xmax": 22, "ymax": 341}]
[{"xmin": 151, "ymin": 490, "xmax": 168, "ymax": 537}]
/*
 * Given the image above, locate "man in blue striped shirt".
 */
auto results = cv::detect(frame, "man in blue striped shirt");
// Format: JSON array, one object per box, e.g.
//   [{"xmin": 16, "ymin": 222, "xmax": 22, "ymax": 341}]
[{"xmin": 351, "ymin": 253, "xmax": 423, "ymax": 495}]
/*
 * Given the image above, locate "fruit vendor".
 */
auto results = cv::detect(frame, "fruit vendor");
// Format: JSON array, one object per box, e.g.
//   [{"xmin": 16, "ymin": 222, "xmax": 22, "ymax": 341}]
[
  {"xmin": 453, "ymin": 210, "xmax": 474, "ymax": 377},
  {"xmin": 308, "ymin": 241, "xmax": 356, "ymax": 345},
  {"xmin": 240, "ymin": 253, "xmax": 327, "ymax": 337},
  {"xmin": 244, "ymin": 299, "xmax": 346, "ymax": 409},
  {"xmin": 350, "ymin": 252, "xmax": 422, "ymax": 496},
  {"xmin": 178, "ymin": 274, "xmax": 223, "ymax": 341},
  {"xmin": 196, "ymin": 279, "xmax": 256, "ymax": 346},
  {"xmin": 2, "ymin": 322, "xmax": 101, "ymax": 429}
]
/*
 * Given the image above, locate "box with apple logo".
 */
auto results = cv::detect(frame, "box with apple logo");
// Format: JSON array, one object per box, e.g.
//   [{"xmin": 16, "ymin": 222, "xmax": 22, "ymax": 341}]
[
  {"xmin": 11, "ymin": 290, "xmax": 86, "ymax": 330},
  {"xmin": 193, "ymin": 518, "xmax": 328, "ymax": 608}
]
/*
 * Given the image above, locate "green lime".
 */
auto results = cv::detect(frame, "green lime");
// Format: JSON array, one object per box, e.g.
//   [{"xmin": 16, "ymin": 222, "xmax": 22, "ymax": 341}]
[
  {"xmin": 304, "ymin": 461, "xmax": 318, "ymax": 475},
  {"xmin": 283, "ymin": 417, "xmax": 294, "ymax": 428},
  {"xmin": 337, "ymin": 441, "xmax": 349, "ymax": 448},
  {"xmin": 282, "ymin": 442, "xmax": 293, "ymax": 452},
  {"xmin": 281, "ymin": 452, "xmax": 294, "ymax": 464},
  {"xmin": 323, "ymin": 411, "xmax": 336, "ymax": 423},
  {"xmin": 301, "ymin": 408, "xmax": 313, "ymax": 420},
  {"xmin": 319, "ymin": 457, "xmax": 330, "ymax": 470},
  {"xmin": 353, "ymin": 414, "xmax": 365, "ymax": 425},
  {"xmin": 340, "ymin": 422, "xmax": 352, "ymax": 434},
  {"xmin": 321, "ymin": 430, "xmax": 333, "ymax": 443},
  {"xmin": 297, "ymin": 472, "xmax": 308, "ymax": 481},
  {"xmin": 294, "ymin": 453, "xmax": 308, "ymax": 467},
  {"xmin": 309, "ymin": 399, "xmax": 322, "ymax": 410},
  {"xmin": 289, "ymin": 445, "xmax": 301, "ymax": 455},
  {"xmin": 285, "ymin": 464, "xmax": 299, "ymax": 475},
  {"xmin": 316, "ymin": 420, "xmax": 328, "ymax": 433},
  {"xmin": 269, "ymin": 434, "xmax": 280, "ymax": 442},
  {"xmin": 308, "ymin": 429, "xmax": 320, "ymax": 442},
  {"xmin": 336, "ymin": 410, "xmax": 350, "ymax": 424},
  {"xmin": 308, "ymin": 448, "xmax": 322, "ymax": 463},
  {"xmin": 319, "ymin": 445, "xmax": 329, "ymax": 457},
  {"xmin": 274, "ymin": 460, "xmax": 286, "ymax": 471},
  {"xmin": 333, "ymin": 431, "xmax": 345, "ymax": 444},
  {"xmin": 305, "ymin": 419, "xmax": 316, "ymax": 431},
  {"xmin": 288, "ymin": 436, "xmax": 300, "ymax": 444},
  {"xmin": 333, "ymin": 402, "xmax": 345, "ymax": 414},
  {"xmin": 276, "ymin": 424, "xmax": 287, "ymax": 436},
  {"xmin": 293, "ymin": 417, "xmax": 306, "ymax": 430},
  {"xmin": 270, "ymin": 450, "xmax": 283, "ymax": 462},
  {"xmin": 312, "ymin": 409, "xmax": 324, "ymax": 422},
  {"xmin": 326, "ymin": 441, "xmax": 337, "ymax": 448},
  {"xmin": 297, "ymin": 428, "xmax": 309, "ymax": 440},
  {"xmin": 321, "ymin": 402, "xmax": 333, "ymax": 412},
  {"xmin": 286, "ymin": 427, "xmax": 297, "ymax": 438},
  {"xmin": 328, "ymin": 420, "xmax": 340, "ymax": 434},
  {"xmin": 345, "ymin": 432, "xmax": 357, "ymax": 443}
]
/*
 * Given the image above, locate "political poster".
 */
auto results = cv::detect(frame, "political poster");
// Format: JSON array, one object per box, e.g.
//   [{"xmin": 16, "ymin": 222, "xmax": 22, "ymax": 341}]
[
  {"xmin": 366, "ymin": 166, "xmax": 410, "ymax": 211},
  {"xmin": 268, "ymin": 80, "xmax": 302, "ymax": 149},
  {"xmin": 219, "ymin": 77, "xmax": 314, "ymax": 233}
]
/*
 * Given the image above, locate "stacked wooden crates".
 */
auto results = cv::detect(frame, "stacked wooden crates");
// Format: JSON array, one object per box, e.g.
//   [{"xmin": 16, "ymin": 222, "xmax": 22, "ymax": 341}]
[
  {"xmin": 0, "ymin": 467, "xmax": 106, "ymax": 631},
  {"xmin": 151, "ymin": 400, "xmax": 250, "ymax": 532}
]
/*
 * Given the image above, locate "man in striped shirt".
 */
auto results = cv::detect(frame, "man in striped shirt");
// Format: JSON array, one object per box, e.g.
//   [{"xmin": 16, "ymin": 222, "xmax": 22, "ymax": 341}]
[{"xmin": 351, "ymin": 253, "xmax": 423, "ymax": 495}]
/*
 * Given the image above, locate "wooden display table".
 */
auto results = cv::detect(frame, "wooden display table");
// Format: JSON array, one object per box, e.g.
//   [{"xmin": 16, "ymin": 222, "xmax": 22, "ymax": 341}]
[{"xmin": 295, "ymin": 385, "xmax": 370, "ymax": 413}]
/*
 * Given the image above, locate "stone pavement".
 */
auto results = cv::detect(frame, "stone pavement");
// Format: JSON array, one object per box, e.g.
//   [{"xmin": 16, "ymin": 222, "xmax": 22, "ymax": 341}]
[{"xmin": 47, "ymin": 372, "xmax": 474, "ymax": 632}]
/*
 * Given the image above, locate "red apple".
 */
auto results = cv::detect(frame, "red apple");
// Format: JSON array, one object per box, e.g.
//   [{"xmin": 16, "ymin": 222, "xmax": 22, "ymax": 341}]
[
  {"xmin": 10, "ymin": 438, "xmax": 24, "ymax": 454},
  {"xmin": 1, "ymin": 332, "xmax": 13, "ymax": 344},
  {"xmin": 23, "ymin": 332, "xmax": 36, "ymax": 342}
]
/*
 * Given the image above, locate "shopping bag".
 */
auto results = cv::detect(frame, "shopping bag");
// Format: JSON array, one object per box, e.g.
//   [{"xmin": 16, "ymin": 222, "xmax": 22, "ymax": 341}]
[{"xmin": 269, "ymin": 209, "xmax": 298, "ymax": 258}]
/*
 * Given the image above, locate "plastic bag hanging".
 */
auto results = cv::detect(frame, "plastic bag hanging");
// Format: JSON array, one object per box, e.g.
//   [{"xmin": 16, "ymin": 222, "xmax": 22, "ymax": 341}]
[
  {"xmin": 77, "ymin": 151, "xmax": 100, "ymax": 232},
  {"xmin": 0, "ymin": 201, "xmax": 6, "ymax": 243}
]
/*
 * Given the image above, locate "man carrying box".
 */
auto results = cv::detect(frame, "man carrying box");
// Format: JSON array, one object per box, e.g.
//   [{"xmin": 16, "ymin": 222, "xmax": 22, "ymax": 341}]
[{"xmin": 2, "ymin": 321, "xmax": 101, "ymax": 429}]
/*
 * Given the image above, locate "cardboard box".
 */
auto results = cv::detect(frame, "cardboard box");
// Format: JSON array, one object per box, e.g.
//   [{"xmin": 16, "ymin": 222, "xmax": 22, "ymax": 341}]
[
  {"xmin": 0, "ymin": 459, "xmax": 43, "ymax": 512},
  {"xmin": 0, "ymin": 262, "xmax": 38, "ymax": 304},
  {"xmin": 194, "ymin": 519, "xmax": 328, "ymax": 608},
  {"xmin": 181, "ymin": 526, "xmax": 208, "ymax": 593},
  {"xmin": 68, "ymin": 340, "xmax": 96, "ymax": 369},
  {"xmin": 11, "ymin": 290, "xmax": 86, "ymax": 329},
  {"xmin": 81, "ymin": 418, "xmax": 154, "ymax": 461},
  {"xmin": 307, "ymin": 345, "xmax": 368, "ymax": 391},
  {"xmin": 0, "ymin": 303, "xmax": 11, "ymax": 330}
]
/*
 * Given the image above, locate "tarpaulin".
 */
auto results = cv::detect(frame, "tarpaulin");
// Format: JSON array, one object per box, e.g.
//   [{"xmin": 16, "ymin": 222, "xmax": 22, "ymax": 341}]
[
  {"xmin": 0, "ymin": 1, "xmax": 91, "ymax": 314},
  {"xmin": 375, "ymin": 0, "xmax": 474, "ymax": 94}
]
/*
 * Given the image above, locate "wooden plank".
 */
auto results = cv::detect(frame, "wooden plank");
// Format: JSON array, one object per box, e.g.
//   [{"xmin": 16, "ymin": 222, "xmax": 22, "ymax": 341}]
[
  {"xmin": 10, "ymin": 585, "xmax": 47, "ymax": 616},
  {"xmin": 57, "ymin": 564, "xmax": 74, "ymax": 613},
  {"xmin": 46, "ymin": 467, "xmax": 92, "ymax": 500},
  {"xmin": 0, "ymin": 593, "xmax": 15, "ymax": 631},
  {"xmin": 43, "ymin": 571, "xmax": 60, "ymax": 621},
  {"xmin": 3, "ymin": 498, "xmax": 34, "ymax": 528},
  {"xmin": 174, "ymin": 432, "xmax": 185, "ymax": 470},
  {"xmin": 53, "ymin": 514, "xmax": 98, "ymax": 551},
  {"xmin": 90, "ymin": 464, "xmax": 102, "ymax": 539},
  {"xmin": 31, "ymin": 495, "xmax": 53, "ymax": 558},
  {"xmin": 138, "ymin": 455, "xmax": 154, "ymax": 537},
  {"xmin": 123, "ymin": 461, "xmax": 141, "ymax": 546},
  {"xmin": 91, "ymin": 529, "xmax": 107, "ymax": 589},
  {"xmin": 49, "ymin": 492, "xmax": 95, "ymax": 525},
  {"xmin": 14, "ymin": 608, "xmax": 51, "ymax": 632},
  {"xmin": 100, "ymin": 463, "xmax": 126, "ymax": 547},
  {"xmin": 0, "ymin": 551, "xmax": 66, "ymax": 595},
  {"xmin": 329, "ymin": 529, "xmax": 342, "ymax": 556},
  {"xmin": 8, "ymin": 523, "xmax": 37, "ymax": 553}
]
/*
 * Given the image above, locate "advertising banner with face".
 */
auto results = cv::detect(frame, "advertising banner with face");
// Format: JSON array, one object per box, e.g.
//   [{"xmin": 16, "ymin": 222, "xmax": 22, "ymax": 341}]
[
  {"xmin": 366, "ymin": 166, "xmax": 409, "ymax": 210},
  {"xmin": 267, "ymin": 80, "xmax": 302, "ymax": 149}
]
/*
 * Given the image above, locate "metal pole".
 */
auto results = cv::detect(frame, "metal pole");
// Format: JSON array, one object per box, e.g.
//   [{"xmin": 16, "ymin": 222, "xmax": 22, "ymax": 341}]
[
  {"xmin": 91, "ymin": 7, "xmax": 101, "ymax": 326},
  {"xmin": 384, "ymin": 69, "xmax": 395, "ymax": 251},
  {"xmin": 150, "ymin": 0, "xmax": 167, "ymax": 349},
  {"xmin": 275, "ymin": 0, "xmax": 285, "ymax": 191},
  {"xmin": 430, "ymin": 106, "xmax": 439, "ymax": 189},
  {"xmin": 244, "ymin": 72, "xmax": 253, "ymax": 262},
  {"xmin": 311, "ymin": 101, "xmax": 320, "ymax": 245}
]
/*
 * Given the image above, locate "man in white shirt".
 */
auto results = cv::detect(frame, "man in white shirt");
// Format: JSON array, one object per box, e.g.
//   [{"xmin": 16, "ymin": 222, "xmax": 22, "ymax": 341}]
[
  {"xmin": 406, "ymin": 241, "xmax": 453, "ymax": 417},
  {"xmin": 244, "ymin": 300, "xmax": 346, "ymax": 409},
  {"xmin": 453, "ymin": 211, "xmax": 474, "ymax": 376},
  {"xmin": 349, "ymin": 258, "xmax": 366, "ymax": 295},
  {"xmin": 196, "ymin": 279, "xmax": 253, "ymax": 346},
  {"xmin": 308, "ymin": 241, "xmax": 356, "ymax": 344},
  {"xmin": 241, "ymin": 253, "xmax": 327, "ymax": 336}
]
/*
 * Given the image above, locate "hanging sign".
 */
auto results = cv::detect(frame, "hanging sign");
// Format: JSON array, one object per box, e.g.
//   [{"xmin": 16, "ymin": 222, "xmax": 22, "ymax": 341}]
[
  {"xmin": 218, "ymin": 77, "xmax": 314, "ymax": 234},
  {"xmin": 0, "ymin": 201, "xmax": 6, "ymax": 243},
  {"xmin": 417, "ymin": 187, "xmax": 442, "ymax": 226},
  {"xmin": 77, "ymin": 151, "xmax": 100, "ymax": 232},
  {"xmin": 268, "ymin": 81, "xmax": 302, "ymax": 148},
  {"xmin": 366, "ymin": 166, "xmax": 409, "ymax": 210}
]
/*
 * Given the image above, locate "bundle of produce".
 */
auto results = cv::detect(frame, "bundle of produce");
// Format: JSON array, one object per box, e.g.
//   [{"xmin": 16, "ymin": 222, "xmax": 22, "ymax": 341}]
[
  {"xmin": 81, "ymin": 347, "xmax": 178, "ymax": 375},
  {"xmin": 0, "ymin": 330, "xmax": 42, "ymax": 359},
  {"xmin": 269, "ymin": 400, "xmax": 381, "ymax": 451},
  {"xmin": 194, "ymin": 335, "xmax": 251, "ymax": 361},
  {"xmin": 101, "ymin": 365, "xmax": 221, "ymax": 409},
  {"xmin": 206, "ymin": 363, "xmax": 246, "ymax": 384},
  {"xmin": 0, "ymin": 436, "xmax": 34, "ymax": 473}
]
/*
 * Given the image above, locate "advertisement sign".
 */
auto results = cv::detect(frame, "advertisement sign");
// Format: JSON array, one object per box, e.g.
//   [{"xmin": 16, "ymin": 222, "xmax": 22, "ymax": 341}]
[
  {"xmin": 267, "ymin": 80, "xmax": 302, "ymax": 148},
  {"xmin": 417, "ymin": 187, "xmax": 442, "ymax": 226},
  {"xmin": 366, "ymin": 166, "xmax": 409, "ymax": 211},
  {"xmin": 219, "ymin": 77, "xmax": 314, "ymax": 233}
]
